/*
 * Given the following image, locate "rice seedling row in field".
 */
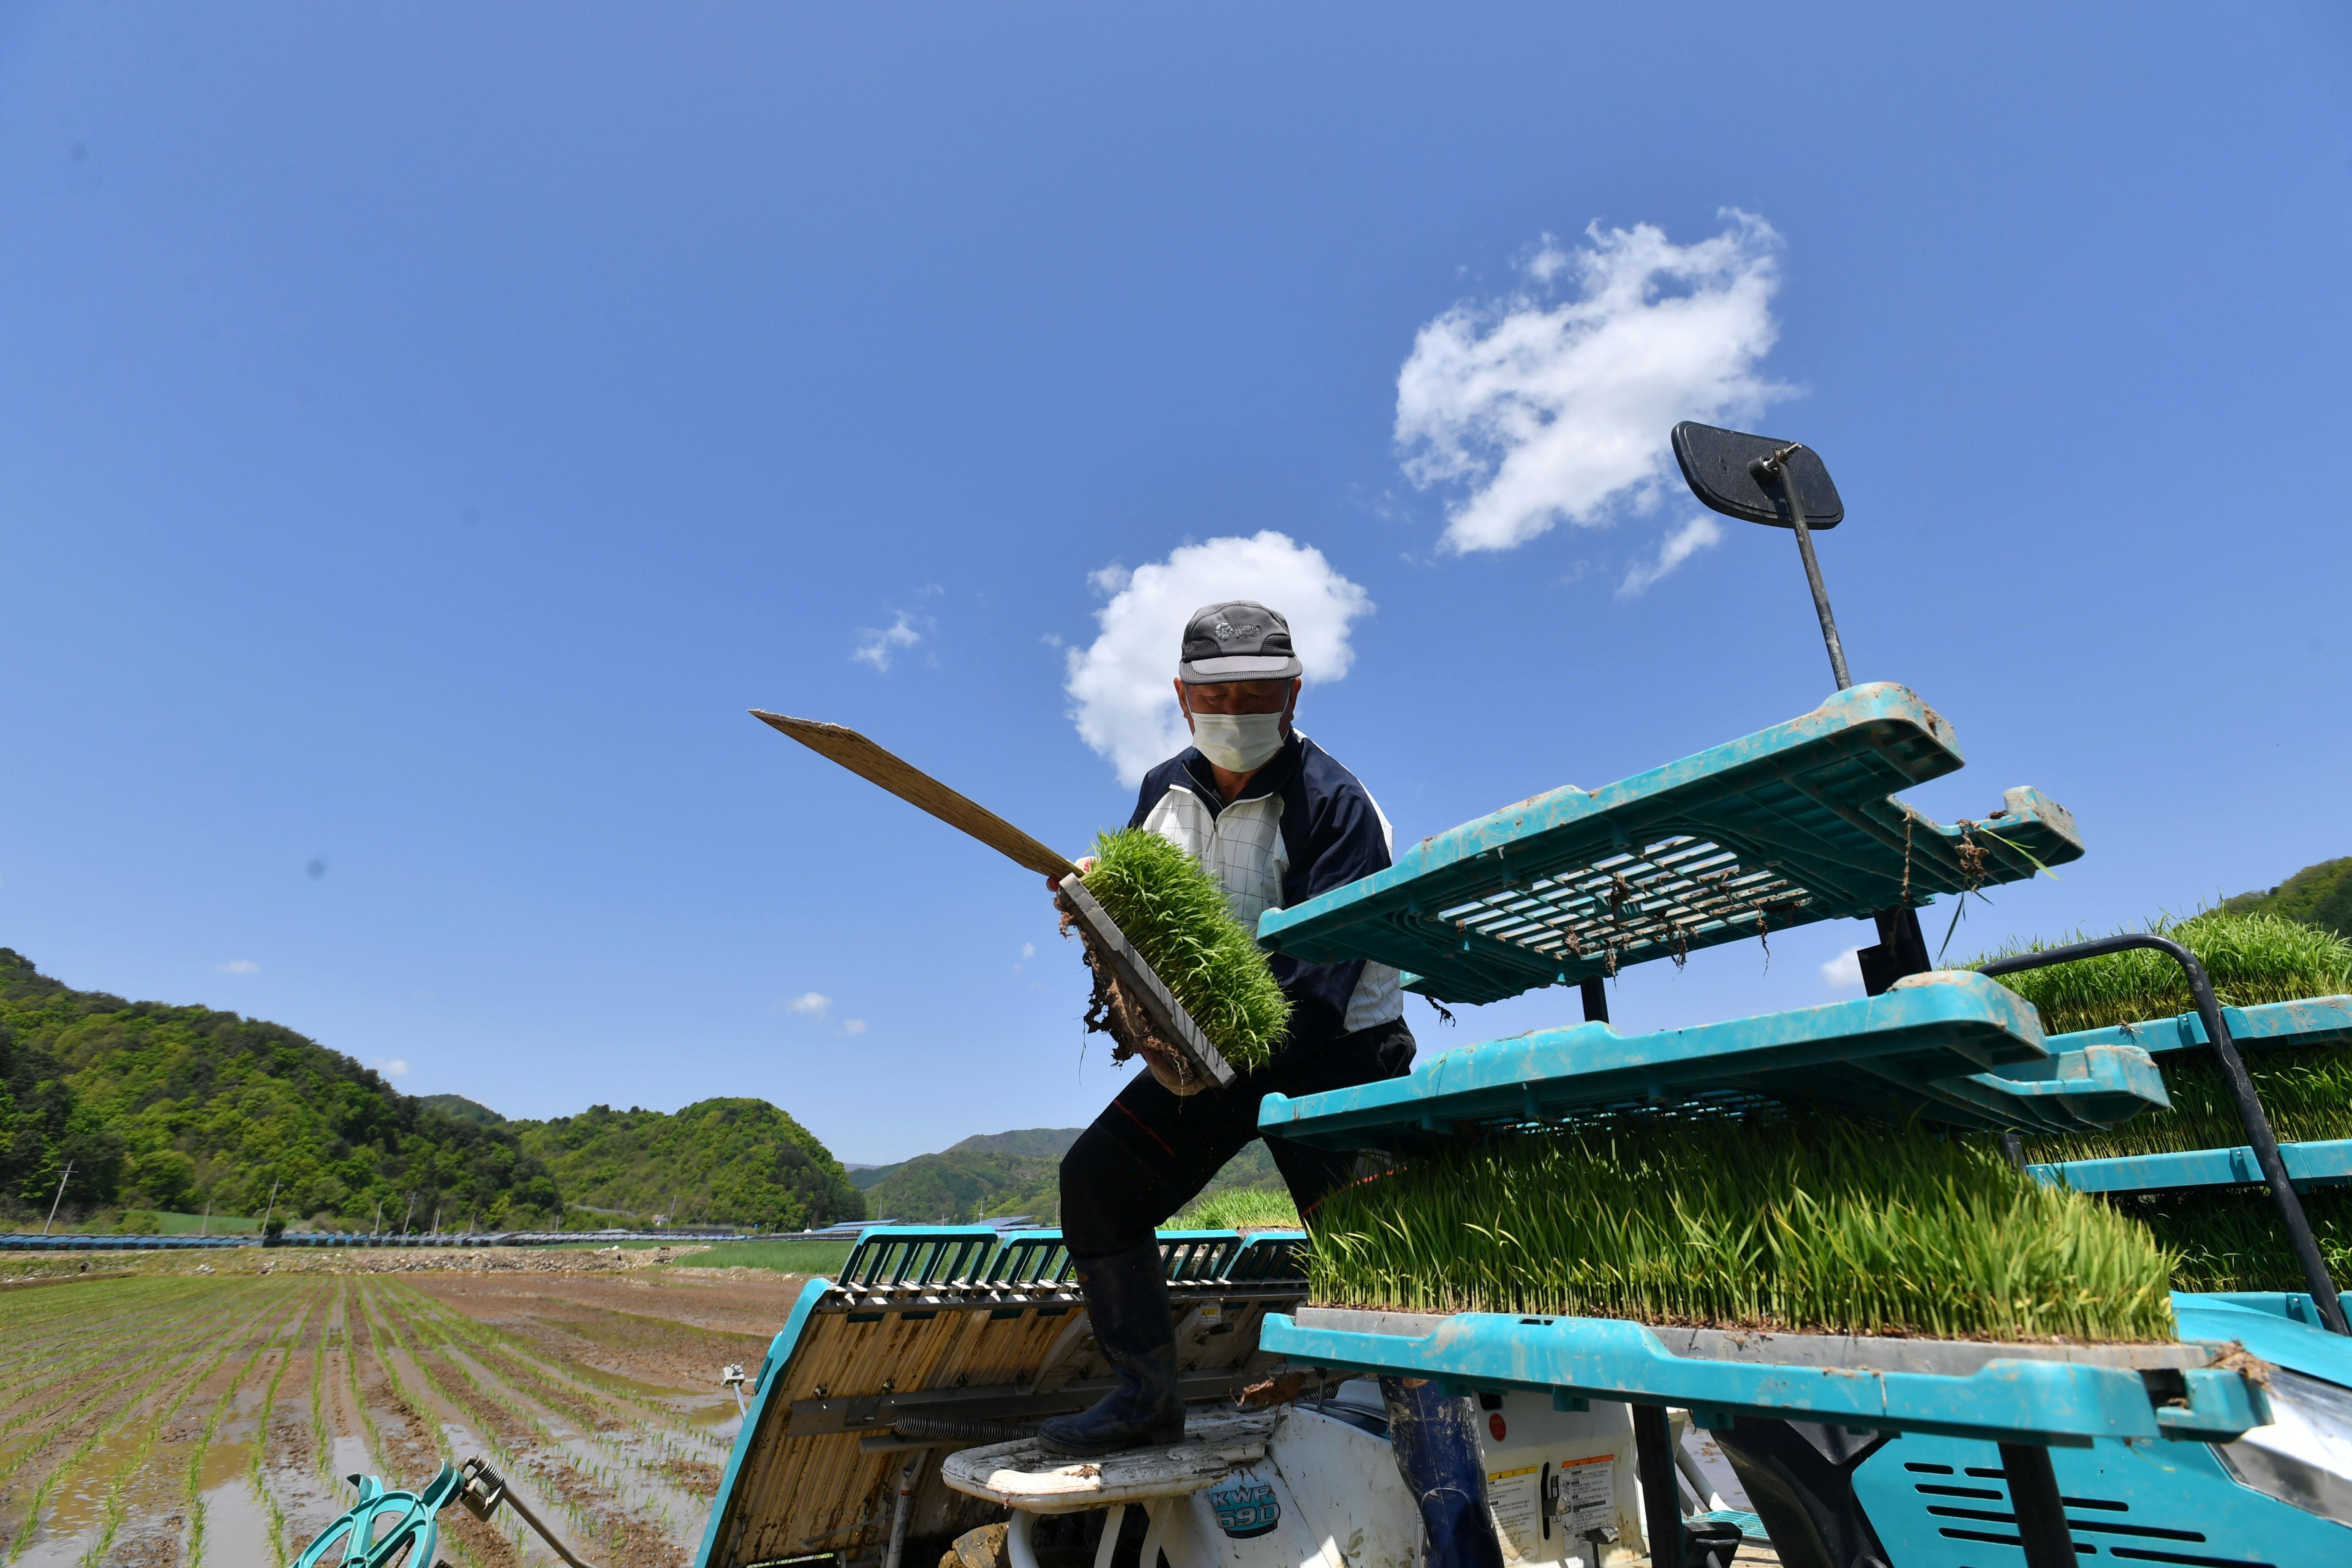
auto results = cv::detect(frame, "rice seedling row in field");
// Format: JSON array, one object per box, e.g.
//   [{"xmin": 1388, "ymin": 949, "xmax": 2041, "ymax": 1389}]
[
  {"xmin": 1309, "ymin": 1115, "xmax": 2179, "ymax": 1342},
  {"xmin": 408, "ymin": 1293, "xmax": 729, "ymax": 1473},
  {"xmin": 400, "ymin": 1309, "xmax": 724, "ymax": 1514},
  {"xmin": 373, "ymin": 1283, "xmax": 670, "ymax": 1565},
  {"xmin": 243, "ymin": 1285, "xmax": 331, "ymax": 1568},
  {"xmin": 0, "ymin": 1283, "xmax": 264, "ymax": 1506},
  {"xmin": 347, "ymin": 1281, "xmax": 510, "ymax": 1568},
  {"xmin": 0, "ymin": 1280, "xmax": 223, "ymax": 1421},
  {"xmin": 424, "ymin": 1312, "xmax": 704, "ymax": 1492},
  {"xmin": 3, "ymin": 1283, "xmax": 294, "ymax": 1561},
  {"xmin": 369, "ymin": 1276, "xmax": 658, "ymax": 1566},
  {"xmin": 185, "ymin": 1290, "xmax": 314, "ymax": 1568},
  {"xmin": 5, "ymin": 1269, "xmax": 750, "ymax": 1567},
  {"xmin": 75, "ymin": 1286, "xmax": 307, "ymax": 1567},
  {"xmin": 0, "ymin": 1278, "xmax": 213, "ymax": 1380}
]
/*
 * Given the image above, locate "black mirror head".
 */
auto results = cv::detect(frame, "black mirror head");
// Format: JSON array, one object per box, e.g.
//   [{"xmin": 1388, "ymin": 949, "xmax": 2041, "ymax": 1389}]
[{"xmin": 1671, "ymin": 421, "xmax": 1843, "ymax": 530}]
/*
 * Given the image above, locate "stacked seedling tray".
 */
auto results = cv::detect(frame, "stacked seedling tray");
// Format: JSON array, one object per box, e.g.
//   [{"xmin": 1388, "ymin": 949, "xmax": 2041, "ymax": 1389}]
[{"xmin": 1244, "ymin": 686, "xmax": 2287, "ymax": 1567}]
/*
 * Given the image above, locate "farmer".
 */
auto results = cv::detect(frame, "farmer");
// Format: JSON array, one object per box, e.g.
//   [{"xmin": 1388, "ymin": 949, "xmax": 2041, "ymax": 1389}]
[{"xmin": 1038, "ymin": 600, "xmax": 1417, "ymax": 1455}]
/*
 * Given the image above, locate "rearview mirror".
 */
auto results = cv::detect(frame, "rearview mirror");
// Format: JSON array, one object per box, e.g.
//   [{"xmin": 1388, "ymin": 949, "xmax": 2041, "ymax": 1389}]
[{"xmin": 1671, "ymin": 421, "xmax": 1843, "ymax": 530}]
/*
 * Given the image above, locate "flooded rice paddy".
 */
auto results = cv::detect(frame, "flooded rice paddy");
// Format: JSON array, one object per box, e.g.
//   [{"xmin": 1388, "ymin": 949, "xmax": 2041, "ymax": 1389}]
[{"xmin": 0, "ymin": 1250, "xmax": 808, "ymax": 1566}]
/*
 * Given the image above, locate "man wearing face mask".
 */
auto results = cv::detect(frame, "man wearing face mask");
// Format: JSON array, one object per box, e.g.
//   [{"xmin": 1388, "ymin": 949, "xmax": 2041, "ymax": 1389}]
[{"xmin": 1040, "ymin": 599, "xmax": 1416, "ymax": 1458}]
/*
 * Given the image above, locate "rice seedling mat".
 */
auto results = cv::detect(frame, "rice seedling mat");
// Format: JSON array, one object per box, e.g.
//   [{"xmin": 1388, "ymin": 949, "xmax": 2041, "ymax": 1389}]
[
  {"xmin": 1258, "ymin": 969, "xmax": 2167, "ymax": 1146},
  {"xmin": 1253, "ymin": 683, "xmax": 2084, "ymax": 1005},
  {"xmin": 2020, "ymin": 996, "xmax": 2352, "ymax": 1196},
  {"xmin": 702, "ymin": 1225, "xmax": 1308, "ymax": 1568},
  {"xmin": 1257, "ymin": 1309, "xmax": 2269, "ymax": 1447}
]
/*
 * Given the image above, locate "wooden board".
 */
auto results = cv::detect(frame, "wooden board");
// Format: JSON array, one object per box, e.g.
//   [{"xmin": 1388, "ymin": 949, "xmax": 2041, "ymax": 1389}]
[{"xmin": 751, "ymin": 710, "xmax": 1080, "ymax": 879}]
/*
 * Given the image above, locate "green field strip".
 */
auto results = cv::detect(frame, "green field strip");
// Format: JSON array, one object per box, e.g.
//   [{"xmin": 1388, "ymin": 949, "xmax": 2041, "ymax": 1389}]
[{"xmin": 3, "ymin": 1281, "xmax": 294, "ymax": 1563}]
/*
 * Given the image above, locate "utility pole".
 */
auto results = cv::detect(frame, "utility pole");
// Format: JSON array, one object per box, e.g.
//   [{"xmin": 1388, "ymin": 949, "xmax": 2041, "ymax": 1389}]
[
  {"xmin": 402, "ymin": 1192, "xmax": 416, "ymax": 1236},
  {"xmin": 431, "ymin": 1206, "xmax": 442, "ymax": 1239},
  {"xmin": 41, "ymin": 1161, "xmax": 74, "ymax": 1237},
  {"xmin": 201, "ymin": 1198, "xmax": 211, "ymax": 1238},
  {"xmin": 261, "ymin": 1176, "xmax": 282, "ymax": 1239},
  {"xmin": 373, "ymin": 1198, "xmax": 384, "ymax": 1237}
]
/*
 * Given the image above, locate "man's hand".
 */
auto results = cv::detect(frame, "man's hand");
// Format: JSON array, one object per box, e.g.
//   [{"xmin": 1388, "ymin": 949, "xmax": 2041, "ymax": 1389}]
[{"xmin": 1047, "ymin": 855, "xmax": 1097, "ymax": 898}]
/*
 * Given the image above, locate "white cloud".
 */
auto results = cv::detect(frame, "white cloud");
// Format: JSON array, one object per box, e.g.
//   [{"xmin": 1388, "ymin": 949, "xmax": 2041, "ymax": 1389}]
[
  {"xmin": 1022, "ymin": 942, "xmax": 1037, "ymax": 959},
  {"xmin": 220, "ymin": 959, "xmax": 260, "ymax": 975},
  {"xmin": 1395, "ymin": 212, "xmax": 1787, "ymax": 554},
  {"xmin": 1063, "ymin": 531, "xmax": 1373, "ymax": 786},
  {"xmin": 852, "ymin": 612, "xmax": 923, "ymax": 671},
  {"xmin": 371, "ymin": 1056, "xmax": 411, "ymax": 1079},
  {"xmin": 841, "ymin": 1018, "xmax": 868, "ymax": 1036},
  {"xmin": 1821, "ymin": 948, "xmax": 1865, "ymax": 991},
  {"xmin": 1617, "ymin": 516, "xmax": 1723, "ymax": 598},
  {"xmin": 784, "ymin": 992, "xmax": 830, "ymax": 1015}
]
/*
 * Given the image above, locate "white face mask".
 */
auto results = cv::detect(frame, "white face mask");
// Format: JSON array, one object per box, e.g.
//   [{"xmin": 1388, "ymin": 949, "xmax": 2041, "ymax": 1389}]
[{"xmin": 1188, "ymin": 709, "xmax": 1286, "ymax": 772}]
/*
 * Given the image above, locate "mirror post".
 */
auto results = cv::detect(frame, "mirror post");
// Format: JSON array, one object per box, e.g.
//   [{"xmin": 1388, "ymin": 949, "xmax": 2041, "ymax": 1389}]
[{"xmin": 1758, "ymin": 444, "xmax": 1852, "ymax": 690}]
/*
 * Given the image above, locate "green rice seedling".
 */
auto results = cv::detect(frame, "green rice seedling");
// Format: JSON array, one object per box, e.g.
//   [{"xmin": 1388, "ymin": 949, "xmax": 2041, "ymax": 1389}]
[
  {"xmin": 1980, "ymin": 910, "xmax": 2352, "ymax": 1166},
  {"xmin": 1973, "ymin": 909, "xmax": 2352, "ymax": 1036},
  {"xmin": 2024, "ymin": 1046, "xmax": 2352, "ymax": 1164},
  {"xmin": 2119, "ymin": 1187, "xmax": 2352, "ymax": 1294},
  {"xmin": 1308, "ymin": 1113, "xmax": 2178, "ymax": 1342},
  {"xmin": 1179, "ymin": 1185, "xmax": 1301, "ymax": 1230},
  {"xmin": 1083, "ymin": 828, "xmax": 1291, "ymax": 1070}
]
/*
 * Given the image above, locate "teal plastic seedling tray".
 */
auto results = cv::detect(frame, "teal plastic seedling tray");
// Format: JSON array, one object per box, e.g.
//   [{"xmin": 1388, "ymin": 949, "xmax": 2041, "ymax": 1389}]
[
  {"xmin": 2022, "ymin": 995, "xmax": 2352, "ymax": 1196},
  {"xmin": 1258, "ymin": 1309, "xmax": 2268, "ymax": 1447},
  {"xmin": 1258, "ymin": 970, "xmax": 2166, "ymax": 1147},
  {"xmin": 1254, "ymin": 683, "xmax": 2082, "ymax": 1004}
]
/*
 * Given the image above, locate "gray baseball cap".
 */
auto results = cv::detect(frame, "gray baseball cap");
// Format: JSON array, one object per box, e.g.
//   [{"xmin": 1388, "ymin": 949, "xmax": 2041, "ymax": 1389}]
[{"xmin": 1178, "ymin": 600, "xmax": 1303, "ymax": 683}]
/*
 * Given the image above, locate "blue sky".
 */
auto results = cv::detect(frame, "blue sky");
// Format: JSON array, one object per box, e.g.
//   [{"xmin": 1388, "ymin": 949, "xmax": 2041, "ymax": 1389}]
[{"xmin": 3, "ymin": 5, "xmax": 2346, "ymax": 1164}]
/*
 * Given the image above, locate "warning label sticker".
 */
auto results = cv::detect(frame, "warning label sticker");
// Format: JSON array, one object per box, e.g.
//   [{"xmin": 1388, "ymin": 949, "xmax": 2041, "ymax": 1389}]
[{"xmin": 1550, "ymin": 1455, "xmax": 1616, "ymax": 1537}]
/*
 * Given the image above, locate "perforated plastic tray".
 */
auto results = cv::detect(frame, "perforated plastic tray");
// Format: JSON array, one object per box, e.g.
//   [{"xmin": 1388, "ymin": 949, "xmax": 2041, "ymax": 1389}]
[
  {"xmin": 1257, "ymin": 971, "xmax": 2166, "ymax": 1147},
  {"xmin": 1260, "ymin": 1309, "xmax": 2267, "ymax": 1447},
  {"xmin": 1254, "ymin": 683, "xmax": 2083, "ymax": 1004}
]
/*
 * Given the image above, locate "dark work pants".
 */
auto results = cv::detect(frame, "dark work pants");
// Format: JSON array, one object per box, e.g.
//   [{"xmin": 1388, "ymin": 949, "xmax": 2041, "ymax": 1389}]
[{"xmin": 1059, "ymin": 1018, "xmax": 1416, "ymax": 1260}]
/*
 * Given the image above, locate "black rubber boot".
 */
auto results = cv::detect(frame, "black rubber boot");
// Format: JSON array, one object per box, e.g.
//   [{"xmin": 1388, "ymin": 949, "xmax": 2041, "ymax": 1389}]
[{"xmin": 1037, "ymin": 1240, "xmax": 1185, "ymax": 1457}]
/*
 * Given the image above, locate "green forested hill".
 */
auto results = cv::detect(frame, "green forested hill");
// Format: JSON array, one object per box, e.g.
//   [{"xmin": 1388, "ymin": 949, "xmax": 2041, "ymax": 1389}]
[
  {"xmin": 0, "ymin": 949, "xmax": 859, "ymax": 1233},
  {"xmin": 512, "ymin": 1100, "xmax": 862, "ymax": 1231},
  {"xmin": 2226, "ymin": 858, "xmax": 2352, "ymax": 939},
  {"xmin": 858, "ymin": 1127, "xmax": 1285, "ymax": 1224},
  {"xmin": 0, "ymin": 948, "xmax": 559, "ymax": 1229},
  {"xmin": 948, "ymin": 1127, "xmax": 1083, "ymax": 1159},
  {"xmin": 863, "ymin": 1148, "xmax": 1062, "ymax": 1224}
]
